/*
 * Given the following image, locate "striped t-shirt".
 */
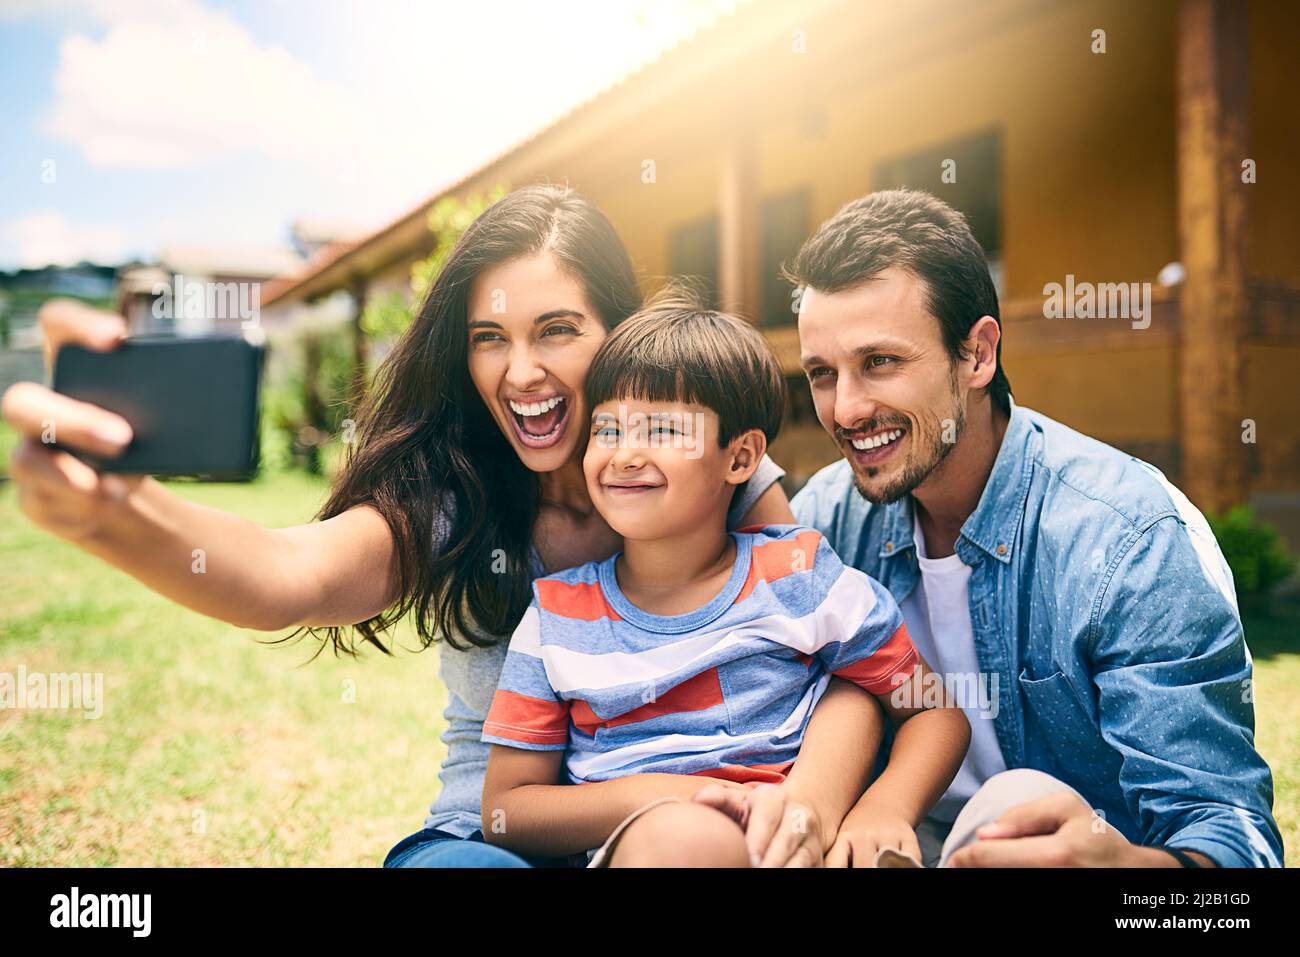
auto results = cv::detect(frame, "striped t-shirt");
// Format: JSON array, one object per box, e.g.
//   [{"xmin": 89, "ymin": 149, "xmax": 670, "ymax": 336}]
[{"xmin": 481, "ymin": 523, "xmax": 920, "ymax": 786}]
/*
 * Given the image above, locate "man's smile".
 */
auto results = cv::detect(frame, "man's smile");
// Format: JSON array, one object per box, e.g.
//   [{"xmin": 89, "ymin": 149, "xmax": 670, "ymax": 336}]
[{"xmin": 844, "ymin": 425, "xmax": 908, "ymax": 467}]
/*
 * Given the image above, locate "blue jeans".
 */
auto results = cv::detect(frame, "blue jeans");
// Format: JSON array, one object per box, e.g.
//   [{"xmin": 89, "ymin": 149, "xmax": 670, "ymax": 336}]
[{"xmin": 384, "ymin": 828, "xmax": 533, "ymax": 868}]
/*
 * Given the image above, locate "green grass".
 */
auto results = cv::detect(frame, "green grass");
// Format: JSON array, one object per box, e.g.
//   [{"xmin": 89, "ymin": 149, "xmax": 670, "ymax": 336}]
[
  {"xmin": 0, "ymin": 468, "xmax": 1296, "ymax": 866},
  {"xmin": 0, "ymin": 470, "xmax": 446, "ymax": 866},
  {"xmin": 1238, "ymin": 590, "xmax": 1300, "ymax": 861}
]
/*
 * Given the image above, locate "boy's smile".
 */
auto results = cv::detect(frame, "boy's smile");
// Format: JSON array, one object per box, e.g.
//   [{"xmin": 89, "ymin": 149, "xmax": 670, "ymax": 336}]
[
  {"xmin": 603, "ymin": 477, "xmax": 664, "ymax": 495},
  {"xmin": 584, "ymin": 398, "xmax": 749, "ymax": 541}
]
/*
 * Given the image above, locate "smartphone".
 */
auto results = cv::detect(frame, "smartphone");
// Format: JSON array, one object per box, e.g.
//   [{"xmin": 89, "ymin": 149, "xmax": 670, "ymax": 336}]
[{"xmin": 51, "ymin": 335, "xmax": 265, "ymax": 481}]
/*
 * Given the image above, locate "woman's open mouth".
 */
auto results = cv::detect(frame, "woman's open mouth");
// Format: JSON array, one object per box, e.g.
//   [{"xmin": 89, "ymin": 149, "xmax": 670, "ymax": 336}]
[{"xmin": 507, "ymin": 395, "xmax": 572, "ymax": 449}]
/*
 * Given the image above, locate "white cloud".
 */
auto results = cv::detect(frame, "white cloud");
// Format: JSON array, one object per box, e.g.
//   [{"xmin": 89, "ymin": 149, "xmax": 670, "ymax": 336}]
[
  {"xmin": 42, "ymin": 0, "xmax": 374, "ymax": 171},
  {"xmin": 37, "ymin": 0, "xmax": 737, "ymax": 180},
  {"xmin": 1, "ymin": 211, "xmax": 130, "ymax": 267},
  {"xmin": 7, "ymin": 0, "xmax": 740, "ymax": 258}
]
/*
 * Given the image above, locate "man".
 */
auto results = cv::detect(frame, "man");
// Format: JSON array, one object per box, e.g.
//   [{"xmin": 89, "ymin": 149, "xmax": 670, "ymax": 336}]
[{"xmin": 789, "ymin": 189, "xmax": 1282, "ymax": 868}]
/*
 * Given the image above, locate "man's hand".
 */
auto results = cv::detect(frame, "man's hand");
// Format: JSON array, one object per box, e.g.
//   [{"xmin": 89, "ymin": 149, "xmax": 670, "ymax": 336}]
[
  {"xmin": 692, "ymin": 782, "xmax": 825, "ymax": 867},
  {"xmin": 948, "ymin": 790, "xmax": 1157, "ymax": 867},
  {"xmin": 826, "ymin": 799, "xmax": 921, "ymax": 868}
]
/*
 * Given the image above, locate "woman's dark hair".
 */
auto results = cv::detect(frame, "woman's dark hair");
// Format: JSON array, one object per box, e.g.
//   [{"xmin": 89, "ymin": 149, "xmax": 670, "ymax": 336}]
[
  {"xmin": 585, "ymin": 293, "xmax": 786, "ymax": 447},
  {"xmin": 784, "ymin": 188, "xmax": 1012, "ymax": 413},
  {"xmin": 293, "ymin": 184, "xmax": 642, "ymax": 654}
]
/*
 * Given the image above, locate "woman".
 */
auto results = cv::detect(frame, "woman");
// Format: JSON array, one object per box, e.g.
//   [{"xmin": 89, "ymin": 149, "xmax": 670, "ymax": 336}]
[{"xmin": 3, "ymin": 185, "xmax": 880, "ymax": 867}]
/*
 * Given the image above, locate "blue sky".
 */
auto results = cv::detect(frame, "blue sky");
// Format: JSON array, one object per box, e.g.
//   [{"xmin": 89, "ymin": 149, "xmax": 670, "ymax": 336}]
[{"xmin": 0, "ymin": 0, "xmax": 733, "ymax": 270}]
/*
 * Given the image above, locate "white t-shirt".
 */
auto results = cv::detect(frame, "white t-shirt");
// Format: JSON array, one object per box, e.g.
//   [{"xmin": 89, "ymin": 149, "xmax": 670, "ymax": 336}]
[{"xmin": 898, "ymin": 514, "xmax": 1007, "ymax": 823}]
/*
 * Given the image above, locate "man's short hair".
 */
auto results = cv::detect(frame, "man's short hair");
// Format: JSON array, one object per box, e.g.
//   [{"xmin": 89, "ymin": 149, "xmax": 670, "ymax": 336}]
[{"xmin": 784, "ymin": 188, "xmax": 1011, "ymax": 413}]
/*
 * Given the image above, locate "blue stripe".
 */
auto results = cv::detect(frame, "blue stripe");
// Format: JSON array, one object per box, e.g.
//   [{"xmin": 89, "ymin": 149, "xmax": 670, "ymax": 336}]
[{"xmin": 483, "ymin": 524, "xmax": 910, "ymax": 781}]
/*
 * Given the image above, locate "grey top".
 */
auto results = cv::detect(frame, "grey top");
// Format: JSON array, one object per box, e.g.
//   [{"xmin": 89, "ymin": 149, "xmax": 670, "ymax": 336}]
[{"xmin": 422, "ymin": 454, "xmax": 787, "ymax": 838}]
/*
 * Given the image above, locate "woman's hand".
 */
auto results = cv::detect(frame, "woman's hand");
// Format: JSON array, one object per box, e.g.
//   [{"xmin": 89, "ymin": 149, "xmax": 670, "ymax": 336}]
[
  {"xmin": 825, "ymin": 798, "xmax": 922, "ymax": 868},
  {"xmin": 2, "ymin": 298, "xmax": 398, "ymax": 633},
  {"xmin": 692, "ymin": 782, "xmax": 826, "ymax": 867},
  {"xmin": 2, "ymin": 299, "xmax": 139, "ymax": 542}
]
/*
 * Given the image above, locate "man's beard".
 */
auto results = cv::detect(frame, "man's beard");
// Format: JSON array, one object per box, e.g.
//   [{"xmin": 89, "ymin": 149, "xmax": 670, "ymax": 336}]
[{"xmin": 851, "ymin": 377, "xmax": 966, "ymax": 506}]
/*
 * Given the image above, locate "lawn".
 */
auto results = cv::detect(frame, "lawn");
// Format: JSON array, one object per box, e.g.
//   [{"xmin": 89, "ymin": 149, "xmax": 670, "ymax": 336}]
[
  {"xmin": 0, "ymin": 469, "xmax": 1296, "ymax": 866},
  {"xmin": 0, "ymin": 470, "xmax": 446, "ymax": 866}
]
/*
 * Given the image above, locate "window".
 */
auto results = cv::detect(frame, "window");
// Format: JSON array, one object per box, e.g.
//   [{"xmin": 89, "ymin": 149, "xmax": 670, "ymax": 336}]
[
  {"xmin": 668, "ymin": 215, "xmax": 720, "ymax": 309},
  {"xmin": 874, "ymin": 128, "xmax": 1002, "ymax": 290},
  {"xmin": 784, "ymin": 373, "xmax": 818, "ymax": 427},
  {"xmin": 760, "ymin": 189, "xmax": 810, "ymax": 327}
]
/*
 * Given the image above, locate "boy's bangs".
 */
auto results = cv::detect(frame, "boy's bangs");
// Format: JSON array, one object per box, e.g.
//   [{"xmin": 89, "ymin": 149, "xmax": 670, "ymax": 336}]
[
  {"xmin": 585, "ymin": 300, "xmax": 786, "ymax": 445},
  {"xmin": 588, "ymin": 357, "xmax": 709, "ymax": 413}
]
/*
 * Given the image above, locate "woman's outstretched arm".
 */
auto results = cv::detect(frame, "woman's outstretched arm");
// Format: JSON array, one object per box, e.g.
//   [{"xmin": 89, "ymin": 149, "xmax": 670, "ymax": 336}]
[{"xmin": 3, "ymin": 299, "xmax": 399, "ymax": 632}]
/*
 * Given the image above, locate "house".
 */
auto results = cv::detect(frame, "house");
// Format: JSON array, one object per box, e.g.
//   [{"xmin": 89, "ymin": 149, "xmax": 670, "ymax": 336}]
[
  {"xmin": 261, "ymin": 0, "xmax": 1300, "ymax": 539},
  {"xmin": 117, "ymin": 244, "xmax": 307, "ymax": 337}
]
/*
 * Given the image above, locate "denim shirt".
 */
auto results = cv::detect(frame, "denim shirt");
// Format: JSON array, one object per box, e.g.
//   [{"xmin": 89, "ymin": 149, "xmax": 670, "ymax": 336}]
[{"xmin": 791, "ymin": 400, "xmax": 1283, "ymax": 868}]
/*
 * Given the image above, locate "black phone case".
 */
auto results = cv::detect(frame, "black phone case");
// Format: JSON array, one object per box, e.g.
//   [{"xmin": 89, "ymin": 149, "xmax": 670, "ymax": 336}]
[{"xmin": 51, "ymin": 336, "xmax": 265, "ymax": 481}]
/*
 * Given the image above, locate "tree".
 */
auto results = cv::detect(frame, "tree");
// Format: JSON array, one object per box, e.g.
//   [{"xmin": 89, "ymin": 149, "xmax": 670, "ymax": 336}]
[{"xmin": 360, "ymin": 186, "xmax": 508, "ymax": 341}]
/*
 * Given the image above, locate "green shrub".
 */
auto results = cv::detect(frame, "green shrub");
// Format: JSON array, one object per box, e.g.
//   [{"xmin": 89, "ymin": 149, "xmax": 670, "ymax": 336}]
[
  {"xmin": 259, "ymin": 322, "xmax": 355, "ymax": 476},
  {"xmin": 361, "ymin": 186, "xmax": 507, "ymax": 339},
  {"xmin": 1208, "ymin": 506, "xmax": 1296, "ymax": 597}
]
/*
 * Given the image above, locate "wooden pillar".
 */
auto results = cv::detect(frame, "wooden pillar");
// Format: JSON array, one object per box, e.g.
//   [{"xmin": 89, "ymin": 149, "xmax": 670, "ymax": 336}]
[
  {"xmin": 349, "ymin": 277, "xmax": 369, "ymax": 411},
  {"xmin": 302, "ymin": 328, "xmax": 324, "ymax": 475},
  {"xmin": 718, "ymin": 133, "xmax": 762, "ymax": 322},
  {"xmin": 1176, "ymin": 0, "xmax": 1249, "ymax": 514}
]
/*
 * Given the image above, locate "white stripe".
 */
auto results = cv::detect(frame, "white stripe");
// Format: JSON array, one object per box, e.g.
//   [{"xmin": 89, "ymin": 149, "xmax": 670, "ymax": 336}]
[
  {"xmin": 540, "ymin": 570, "xmax": 879, "ymax": 693},
  {"xmin": 507, "ymin": 605, "xmax": 543, "ymax": 656},
  {"xmin": 565, "ymin": 674, "xmax": 829, "ymax": 780},
  {"xmin": 1141, "ymin": 462, "xmax": 1240, "ymax": 613}
]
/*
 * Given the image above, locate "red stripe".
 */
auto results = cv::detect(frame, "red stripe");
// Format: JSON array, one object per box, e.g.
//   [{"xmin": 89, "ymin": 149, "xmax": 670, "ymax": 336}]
[
  {"xmin": 571, "ymin": 669, "xmax": 724, "ymax": 737},
  {"xmin": 691, "ymin": 761, "xmax": 795, "ymax": 786},
  {"xmin": 483, "ymin": 689, "xmax": 571, "ymax": 745},
  {"xmin": 834, "ymin": 623, "xmax": 920, "ymax": 695},
  {"xmin": 734, "ymin": 529, "xmax": 822, "ymax": 604},
  {"xmin": 535, "ymin": 579, "xmax": 622, "ymax": 621}
]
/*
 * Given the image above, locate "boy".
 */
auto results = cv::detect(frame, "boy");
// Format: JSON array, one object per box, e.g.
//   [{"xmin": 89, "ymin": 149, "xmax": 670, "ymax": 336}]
[{"xmin": 480, "ymin": 300, "xmax": 970, "ymax": 866}]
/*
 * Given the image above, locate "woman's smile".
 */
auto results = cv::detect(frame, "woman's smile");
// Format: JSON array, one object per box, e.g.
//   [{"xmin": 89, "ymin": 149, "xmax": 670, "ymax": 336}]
[{"xmin": 505, "ymin": 391, "xmax": 573, "ymax": 449}]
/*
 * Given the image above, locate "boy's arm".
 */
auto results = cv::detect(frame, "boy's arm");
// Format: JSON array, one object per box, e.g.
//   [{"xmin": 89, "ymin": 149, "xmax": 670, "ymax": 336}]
[
  {"xmin": 803, "ymin": 537, "xmax": 970, "ymax": 865},
  {"xmin": 483, "ymin": 684, "xmax": 888, "ymax": 863},
  {"xmin": 481, "ymin": 745, "xmax": 749, "ymax": 857},
  {"xmin": 826, "ymin": 658, "xmax": 969, "ymax": 866},
  {"xmin": 858, "ymin": 656, "xmax": 970, "ymax": 821},
  {"xmin": 483, "ymin": 598, "xmax": 753, "ymax": 858},
  {"xmin": 778, "ymin": 677, "xmax": 887, "ymax": 853}
]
